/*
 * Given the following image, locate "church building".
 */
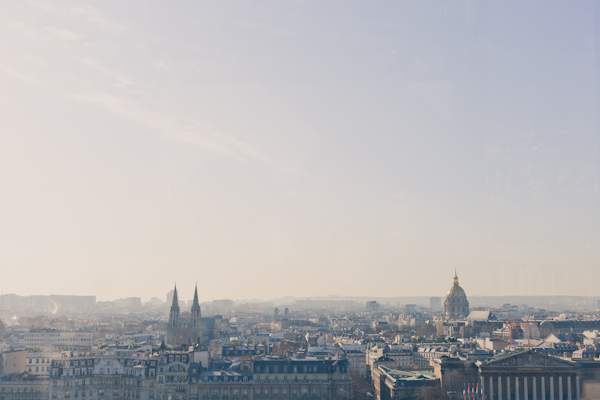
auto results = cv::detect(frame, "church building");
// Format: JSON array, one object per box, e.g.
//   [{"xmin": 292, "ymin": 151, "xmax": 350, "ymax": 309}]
[
  {"xmin": 166, "ymin": 284, "xmax": 211, "ymax": 345},
  {"xmin": 444, "ymin": 270, "xmax": 469, "ymax": 318}
]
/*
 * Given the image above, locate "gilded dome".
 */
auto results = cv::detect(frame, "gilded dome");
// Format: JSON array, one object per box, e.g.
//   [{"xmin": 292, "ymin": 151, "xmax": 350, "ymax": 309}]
[{"xmin": 447, "ymin": 284, "xmax": 466, "ymax": 297}]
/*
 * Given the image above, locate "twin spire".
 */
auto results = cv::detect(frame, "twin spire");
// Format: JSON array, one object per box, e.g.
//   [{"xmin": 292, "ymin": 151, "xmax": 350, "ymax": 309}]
[{"xmin": 170, "ymin": 282, "xmax": 200, "ymax": 309}]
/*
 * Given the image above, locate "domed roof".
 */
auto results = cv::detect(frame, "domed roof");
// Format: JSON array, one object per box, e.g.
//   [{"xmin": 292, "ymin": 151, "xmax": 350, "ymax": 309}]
[{"xmin": 447, "ymin": 270, "xmax": 467, "ymax": 297}]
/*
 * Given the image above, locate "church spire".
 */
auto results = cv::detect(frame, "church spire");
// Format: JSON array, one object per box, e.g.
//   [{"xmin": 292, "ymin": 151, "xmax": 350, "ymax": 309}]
[
  {"xmin": 167, "ymin": 283, "xmax": 181, "ymax": 332},
  {"xmin": 172, "ymin": 283, "xmax": 179, "ymax": 309},
  {"xmin": 191, "ymin": 281, "xmax": 202, "ymax": 340},
  {"xmin": 453, "ymin": 269, "xmax": 459, "ymax": 286},
  {"xmin": 192, "ymin": 283, "xmax": 199, "ymax": 308}
]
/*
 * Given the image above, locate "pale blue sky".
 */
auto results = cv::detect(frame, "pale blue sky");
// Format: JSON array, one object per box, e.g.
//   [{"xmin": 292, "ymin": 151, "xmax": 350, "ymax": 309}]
[{"xmin": 0, "ymin": 1, "xmax": 598, "ymax": 301}]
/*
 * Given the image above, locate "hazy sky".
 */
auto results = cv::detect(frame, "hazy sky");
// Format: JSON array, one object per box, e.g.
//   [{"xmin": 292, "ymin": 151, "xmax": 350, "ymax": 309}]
[{"xmin": 1, "ymin": 1, "xmax": 599, "ymax": 302}]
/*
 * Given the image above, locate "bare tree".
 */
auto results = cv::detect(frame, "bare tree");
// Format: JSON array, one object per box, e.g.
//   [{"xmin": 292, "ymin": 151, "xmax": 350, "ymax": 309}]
[
  {"xmin": 416, "ymin": 323, "xmax": 437, "ymax": 338},
  {"xmin": 349, "ymin": 366, "xmax": 372, "ymax": 400},
  {"xmin": 415, "ymin": 384, "xmax": 450, "ymax": 400}
]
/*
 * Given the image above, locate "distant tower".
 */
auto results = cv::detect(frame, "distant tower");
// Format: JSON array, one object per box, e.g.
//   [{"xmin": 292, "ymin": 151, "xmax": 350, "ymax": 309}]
[
  {"xmin": 191, "ymin": 283, "xmax": 202, "ymax": 342},
  {"xmin": 274, "ymin": 308, "xmax": 280, "ymax": 321},
  {"xmin": 167, "ymin": 284, "xmax": 181, "ymax": 330},
  {"xmin": 284, "ymin": 307, "xmax": 289, "ymax": 318},
  {"xmin": 430, "ymin": 297, "xmax": 442, "ymax": 310},
  {"xmin": 444, "ymin": 270, "xmax": 469, "ymax": 318}
]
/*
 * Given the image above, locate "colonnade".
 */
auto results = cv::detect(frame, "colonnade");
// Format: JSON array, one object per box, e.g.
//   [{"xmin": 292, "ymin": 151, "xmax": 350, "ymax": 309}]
[{"xmin": 480, "ymin": 373, "xmax": 580, "ymax": 400}]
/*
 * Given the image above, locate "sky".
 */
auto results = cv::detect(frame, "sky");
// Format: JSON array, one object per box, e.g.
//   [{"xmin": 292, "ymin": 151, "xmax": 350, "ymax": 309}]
[{"xmin": 0, "ymin": 1, "xmax": 599, "ymax": 302}]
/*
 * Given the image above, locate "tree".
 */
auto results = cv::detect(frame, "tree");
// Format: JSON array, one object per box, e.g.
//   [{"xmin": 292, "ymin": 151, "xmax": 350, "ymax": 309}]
[
  {"xmin": 415, "ymin": 384, "xmax": 449, "ymax": 400},
  {"xmin": 416, "ymin": 323, "xmax": 437, "ymax": 337},
  {"xmin": 349, "ymin": 367, "xmax": 372, "ymax": 400}
]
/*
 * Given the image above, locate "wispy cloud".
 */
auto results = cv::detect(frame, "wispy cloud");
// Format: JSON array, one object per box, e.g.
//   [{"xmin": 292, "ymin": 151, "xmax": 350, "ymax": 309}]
[
  {"xmin": 0, "ymin": 63, "xmax": 42, "ymax": 85},
  {"xmin": 82, "ymin": 58, "xmax": 136, "ymax": 87},
  {"xmin": 29, "ymin": 0, "xmax": 127, "ymax": 32},
  {"xmin": 71, "ymin": 92, "xmax": 274, "ymax": 164},
  {"xmin": 45, "ymin": 26, "xmax": 81, "ymax": 41},
  {"xmin": 4, "ymin": 1, "xmax": 275, "ymax": 166}
]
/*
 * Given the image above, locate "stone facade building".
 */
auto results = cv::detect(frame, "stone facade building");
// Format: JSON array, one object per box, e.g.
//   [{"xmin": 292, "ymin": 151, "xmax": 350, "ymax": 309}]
[
  {"xmin": 49, "ymin": 349, "xmax": 350, "ymax": 400},
  {"xmin": 24, "ymin": 331, "xmax": 94, "ymax": 352},
  {"xmin": 372, "ymin": 366, "xmax": 438, "ymax": 400},
  {"xmin": 250, "ymin": 357, "xmax": 351, "ymax": 400},
  {"xmin": 433, "ymin": 349, "xmax": 600, "ymax": 400},
  {"xmin": 0, "ymin": 377, "xmax": 49, "ymax": 400},
  {"xmin": 49, "ymin": 353, "xmax": 157, "ymax": 400},
  {"xmin": 478, "ymin": 350, "xmax": 582, "ymax": 400}
]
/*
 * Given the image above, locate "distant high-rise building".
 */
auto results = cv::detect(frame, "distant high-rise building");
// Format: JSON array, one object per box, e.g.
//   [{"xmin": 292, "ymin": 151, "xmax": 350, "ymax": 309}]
[
  {"xmin": 274, "ymin": 307, "xmax": 280, "ymax": 321},
  {"xmin": 149, "ymin": 297, "xmax": 163, "ymax": 306},
  {"xmin": 444, "ymin": 270, "xmax": 469, "ymax": 318},
  {"xmin": 430, "ymin": 297, "xmax": 442, "ymax": 310},
  {"xmin": 366, "ymin": 301, "xmax": 380, "ymax": 312}
]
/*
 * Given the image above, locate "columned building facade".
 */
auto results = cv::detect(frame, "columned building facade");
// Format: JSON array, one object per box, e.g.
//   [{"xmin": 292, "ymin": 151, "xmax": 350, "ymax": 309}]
[{"xmin": 477, "ymin": 350, "xmax": 580, "ymax": 400}]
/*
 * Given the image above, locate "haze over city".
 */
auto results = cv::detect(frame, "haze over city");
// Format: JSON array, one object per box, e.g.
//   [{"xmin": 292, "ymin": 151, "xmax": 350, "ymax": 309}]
[{"xmin": 1, "ymin": 1, "xmax": 598, "ymax": 301}]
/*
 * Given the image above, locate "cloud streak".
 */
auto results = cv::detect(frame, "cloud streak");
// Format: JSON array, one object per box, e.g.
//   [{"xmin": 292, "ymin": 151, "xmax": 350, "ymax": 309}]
[
  {"xmin": 71, "ymin": 91, "xmax": 275, "ymax": 164},
  {"xmin": 0, "ymin": 63, "xmax": 42, "ymax": 85},
  {"xmin": 2, "ymin": 2, "xmax": 275, "ymax": 166},
  {"xmin": 30, "ymin": 0, "xmax": 127, "ymax": 32}
]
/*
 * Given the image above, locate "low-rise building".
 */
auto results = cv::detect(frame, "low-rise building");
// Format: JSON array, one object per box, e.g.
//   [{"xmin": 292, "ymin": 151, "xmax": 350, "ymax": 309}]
[
  {"xmin": 24, "ymin": 330, "xmax": 93, "ymax": 352},
  {"xmin": 26, "ymin": 353, "xmax": 60, "ymax": 376},
  {"xmin": 0, "ymin": 376, "xmax": 49, "ymax": 400},
  {"xmin": 251, "ymin": 357, "xmax": 351, "ymax": 400},
  {"xmin": 372, "ymin": 366, "xmax": 438, "ymax": 400}
]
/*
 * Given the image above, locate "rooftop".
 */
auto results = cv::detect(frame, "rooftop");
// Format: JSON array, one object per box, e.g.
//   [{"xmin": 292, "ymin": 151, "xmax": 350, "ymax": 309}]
[{"xmin": 379, "ymin": 366, "xmax": 436, "ymax": 381}]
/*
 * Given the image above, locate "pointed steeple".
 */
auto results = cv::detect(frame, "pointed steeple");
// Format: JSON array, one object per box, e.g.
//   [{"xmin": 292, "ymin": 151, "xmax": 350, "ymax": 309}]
[
  {"xmin": 172, "ymin": 283, "xmax": 180, "ymax": 309},
  {"xmin": 168, "ymin": 283, "xmax": 180, "ymax": 331},
  {"xmin": 453, "ymin": 269, "xmax": 459, "ymax": 286},
  {"xmin": 191, "ymin": 281, "xmax": 202, "ymax": 338},
  {"xmin": 192, "ymin": 283, "xmax": 199, "ymax": 308}
]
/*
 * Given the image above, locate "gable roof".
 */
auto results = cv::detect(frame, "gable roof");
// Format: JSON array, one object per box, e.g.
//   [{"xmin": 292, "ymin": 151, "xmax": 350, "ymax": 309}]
[
  {"xmin": 467, "ymin": 311, "xmax": 496, "ymax": 321},
  {"xmin": 480, "ymin": 349, "xmax": 578, "ymax": 368}
]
